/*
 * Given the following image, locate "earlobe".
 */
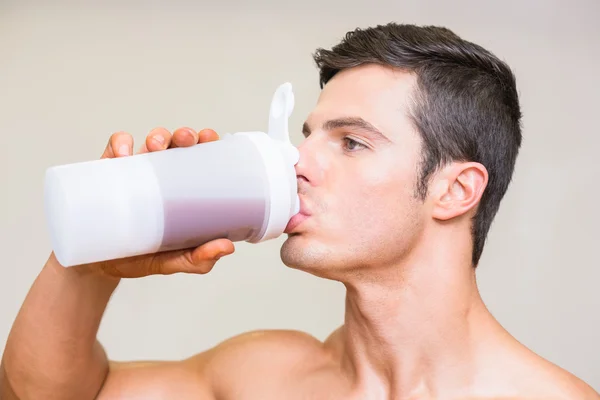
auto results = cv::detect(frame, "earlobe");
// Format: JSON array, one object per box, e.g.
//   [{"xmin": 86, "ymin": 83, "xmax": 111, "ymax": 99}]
[{"xmin": 432, "ymin": 163, "xmax": 488, "ymax": 221}]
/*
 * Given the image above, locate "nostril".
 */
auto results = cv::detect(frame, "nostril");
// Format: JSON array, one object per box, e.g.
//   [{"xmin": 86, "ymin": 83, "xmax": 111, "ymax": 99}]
[{"xmin": 297, "ymin": 175, "xmax": 308, "ymax": 183}]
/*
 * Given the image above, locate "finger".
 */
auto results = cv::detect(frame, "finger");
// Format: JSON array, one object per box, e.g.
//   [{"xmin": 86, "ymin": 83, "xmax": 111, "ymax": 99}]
[
  {"xmin": 148, "ymin": 239, "xmax": 234, "ymax": 275},
  {"xmin": 197, "ymin": 128, "xmax": 219, "ymax": 144},
  {"xmin": 172, "ymin": 127, "xmax": 199, "ymax": 148},
  {"xmin": 145, "ymin": 127, "xmax": 172, "ymax": 152},
  {"xmin": 136, "ymin": 142, "xmax": 149, "ymax": 154},
  {"xmin": 101, "ymin": 132, "xmax": 133, "ymax": 159},
  {"xmin": 179, "ymin": 252, "xmax": 218, "ymax": 275},
  {"xmin": 190, "ymin": 238, "xmax": 235, "ymax": 264}
]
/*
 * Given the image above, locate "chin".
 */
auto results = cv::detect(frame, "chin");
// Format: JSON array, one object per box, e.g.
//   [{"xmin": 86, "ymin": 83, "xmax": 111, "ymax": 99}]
[
  {"xmin": 279, "ymin": 234, "xmax": 346, "ymax": 280},
  {"xmin": 281, "ymin": 234, "xmax": 326, "ymax": 269}
]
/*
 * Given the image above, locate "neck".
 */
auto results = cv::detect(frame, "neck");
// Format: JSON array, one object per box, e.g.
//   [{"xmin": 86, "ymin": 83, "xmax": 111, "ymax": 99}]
[{"xmin": 338, "ymin": 235, "xmax": 505, "ymax": 398}]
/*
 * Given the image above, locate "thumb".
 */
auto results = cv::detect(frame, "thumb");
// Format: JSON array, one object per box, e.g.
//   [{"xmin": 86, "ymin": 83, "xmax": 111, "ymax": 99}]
[{"xmin": 157, "ymin": 239, "xmax": 235, "ymax": 275}]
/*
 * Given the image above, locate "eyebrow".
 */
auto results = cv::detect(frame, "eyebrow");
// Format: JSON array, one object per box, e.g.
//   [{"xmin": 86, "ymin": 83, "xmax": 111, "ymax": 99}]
[{"xmin": 302, "ymin": 117, "xmax": 391, "ymax": 143}]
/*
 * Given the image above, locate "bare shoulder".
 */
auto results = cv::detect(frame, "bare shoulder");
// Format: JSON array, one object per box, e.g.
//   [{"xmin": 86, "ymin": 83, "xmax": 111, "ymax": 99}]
[
  {"xmin": 512, "ymin": 350, "xmax": 600, "ymax": 399},
  {"xmin": 95, "ymin": 329, "xmax": 328, "ymax": 400},
  {"xmin": 190, "ymin": 328, "xmax": 329, "ymax": 372},
  {"xmin": 186, "ymin": 329, "xmax": 332, "ymax": 398},
  {"xmin": 539, "ymin": 362, "xmax": 600, "ymax": 399},
  {"xmin": 208, "ymin": 328, "xmax": 326, "ymax": 354}
]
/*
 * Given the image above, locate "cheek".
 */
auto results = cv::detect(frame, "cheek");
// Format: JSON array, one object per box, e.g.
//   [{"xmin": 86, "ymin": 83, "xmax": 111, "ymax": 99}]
[
  {"xmin": 333, "ymin": 172, "xmax": 424, "ymax": 265},
  {"xmin": 331, "ymin": 164, "xmax": 415, "ymax": 233}
]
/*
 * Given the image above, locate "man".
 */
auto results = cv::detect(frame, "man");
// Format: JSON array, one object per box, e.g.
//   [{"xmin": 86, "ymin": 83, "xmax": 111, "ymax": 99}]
[{"xmin": 1, "ymin": 22, "xmax": 598, "ymax": 400}]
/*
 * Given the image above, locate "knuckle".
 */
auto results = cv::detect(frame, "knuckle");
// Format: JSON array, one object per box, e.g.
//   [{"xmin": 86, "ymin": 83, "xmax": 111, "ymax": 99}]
[
  {"xmin": 146, "ymin": 255, "xmax": 163, "ymax": 275},
  {"xmin": 195, "ymin": 260, "xmax": 215, "ymax": 274},
  {"xmin": 186, "ymin": 252, "xmax": 215, "ymax": 274}
]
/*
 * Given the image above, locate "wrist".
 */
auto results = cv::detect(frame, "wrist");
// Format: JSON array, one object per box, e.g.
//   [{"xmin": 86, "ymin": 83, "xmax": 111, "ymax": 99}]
[{"xmin": 46, "ymin": 252, "xmax": 122, "ymax": 288}]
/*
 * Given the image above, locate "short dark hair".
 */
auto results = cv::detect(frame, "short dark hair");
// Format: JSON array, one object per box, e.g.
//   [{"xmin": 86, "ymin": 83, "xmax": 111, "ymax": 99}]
[{"xmin": 313, "ymin": 23, "xmax": 522, "ymax": 267}]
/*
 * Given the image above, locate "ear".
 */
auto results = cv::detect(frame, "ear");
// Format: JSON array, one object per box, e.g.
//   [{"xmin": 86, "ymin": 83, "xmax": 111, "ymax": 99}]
[{"xmin": 430, "ymin": 162, "xmax": 488, "ymax": 221}]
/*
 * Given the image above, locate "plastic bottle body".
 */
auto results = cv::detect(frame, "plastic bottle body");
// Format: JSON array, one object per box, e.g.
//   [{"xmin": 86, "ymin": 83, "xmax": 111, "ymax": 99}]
[
  {"xmin": 44, "ymin": 133, "xmax": 296, "ymax": 267},
  {"xmin": 44, "ymin": 81, "xmax": 299, "ymax": 267}
]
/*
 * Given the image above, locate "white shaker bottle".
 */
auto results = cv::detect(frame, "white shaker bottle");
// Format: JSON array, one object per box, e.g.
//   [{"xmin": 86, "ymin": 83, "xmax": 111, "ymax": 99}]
[{"xmin": 44, "ymin": 82, "xmax": 300, "ymax": 267}]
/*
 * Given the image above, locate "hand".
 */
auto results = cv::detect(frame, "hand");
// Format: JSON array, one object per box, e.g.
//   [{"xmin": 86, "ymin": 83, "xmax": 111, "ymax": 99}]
[{"xmin": 68, "ymin": 127, "xmax": 236, "ymax": 278}]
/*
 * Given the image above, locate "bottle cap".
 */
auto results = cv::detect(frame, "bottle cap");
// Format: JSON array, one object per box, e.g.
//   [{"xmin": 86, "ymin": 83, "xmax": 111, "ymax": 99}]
[
  {"xmin": 268, "ymin": 82, "xmax": 300, "ymax": 165},
  {"xmin": 236, "ymin": 82, "xmax": 300, "ymax": 243}
]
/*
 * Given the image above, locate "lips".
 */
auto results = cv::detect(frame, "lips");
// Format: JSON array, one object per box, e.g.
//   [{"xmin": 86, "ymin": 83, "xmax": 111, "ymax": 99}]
[
  {"xmin": 284, "ymin": 212, "xmax": 309, "ymax": 234},
  {"xmin": 284, "ymin": 198, "xmax": 310, "ymax": 234},
  {"xmin": 285, "ymin": 177, "xmax": 311, "ymax": 234}
]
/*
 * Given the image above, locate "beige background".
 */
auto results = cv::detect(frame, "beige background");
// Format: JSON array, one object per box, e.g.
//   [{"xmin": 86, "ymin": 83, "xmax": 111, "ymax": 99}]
[{"xmin": 1, "ymin": 0, "xmax": 599, "ymax": 391}]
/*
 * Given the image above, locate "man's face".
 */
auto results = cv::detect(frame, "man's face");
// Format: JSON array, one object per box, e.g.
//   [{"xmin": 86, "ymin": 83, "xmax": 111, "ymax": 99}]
[{"xmin": 280, "ymin": 64, "xmax": 428, "ymax": 276}]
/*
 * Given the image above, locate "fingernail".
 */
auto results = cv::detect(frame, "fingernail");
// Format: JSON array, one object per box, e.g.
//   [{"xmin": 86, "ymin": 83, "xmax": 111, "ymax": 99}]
[
  {"xmin": 118, "ymin": 144, "xmax": 129, "ymax": 156},
  {"xmin": 153, "ymin": 135, "xmax": 165, "ymax": 144},
  {"xmin": 152, "ymin": 135, "xmax": 165, "ymax": 149}
]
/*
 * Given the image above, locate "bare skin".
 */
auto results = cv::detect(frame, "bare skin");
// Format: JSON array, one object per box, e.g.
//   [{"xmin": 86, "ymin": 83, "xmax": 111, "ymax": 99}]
[{"xmin": 2, "ymin": 64, "xmax": 598, "ymax": 400}]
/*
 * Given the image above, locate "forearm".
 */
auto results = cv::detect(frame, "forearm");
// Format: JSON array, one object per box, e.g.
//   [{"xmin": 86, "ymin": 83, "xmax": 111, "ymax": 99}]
[{"xmin": 1, "ymin": 253, "xmax": 120, "ymax": 400}]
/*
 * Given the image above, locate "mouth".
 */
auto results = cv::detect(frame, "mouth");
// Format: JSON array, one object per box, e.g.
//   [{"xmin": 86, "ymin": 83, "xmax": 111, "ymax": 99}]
[
  {"xmin": 284, "ymin": 195, "xmax": 311, "ymax": 234},
  {"xmin": 284, "ymin": 212, "xmax": 309, "ymax": 234}
]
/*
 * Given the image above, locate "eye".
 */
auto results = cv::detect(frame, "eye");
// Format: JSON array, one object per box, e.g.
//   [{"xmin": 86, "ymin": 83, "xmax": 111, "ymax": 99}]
[{"xmin": 343, "ymin": 137, "xmax": 367, "ymax": 152}]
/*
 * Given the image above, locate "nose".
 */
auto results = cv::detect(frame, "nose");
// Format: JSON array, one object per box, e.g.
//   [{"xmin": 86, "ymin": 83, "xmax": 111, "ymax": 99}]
[{"xmin": 294, "ymin": 135, "xmax": 324, "ymax": 186}]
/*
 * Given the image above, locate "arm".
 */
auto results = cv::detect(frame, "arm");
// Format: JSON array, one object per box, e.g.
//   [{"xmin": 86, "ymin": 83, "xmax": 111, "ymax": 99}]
[
  {"xmin": 0, "ymin": 254, "xmax": 216, "ymax": 400},
  {"xmin": 1, "ymin": 253, "xmax": 119, "ymax": 400}
]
